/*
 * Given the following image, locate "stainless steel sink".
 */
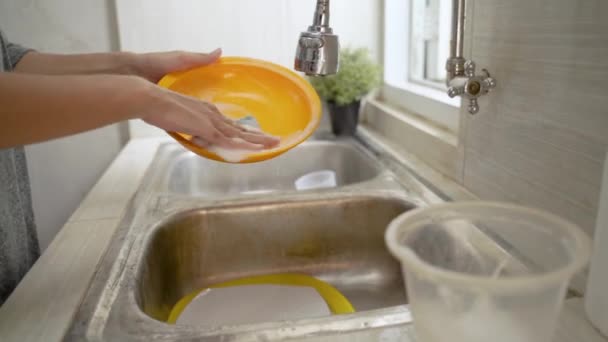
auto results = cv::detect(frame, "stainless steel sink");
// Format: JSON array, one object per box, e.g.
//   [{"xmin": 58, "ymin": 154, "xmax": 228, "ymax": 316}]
[
  {"xmin": 138, "ymin": 196, "xmax": 413, "ymax": 323},
  {"xmin": 65, "ymin": 138, "xmax": 435, "ymax": 341},
  {"xmin": 64, "ymin": 136, "xmax": 545, "ymax": 341},
  {"xmin": 159, "ymin": 140, "xmax": 382, "ymax": 196}
]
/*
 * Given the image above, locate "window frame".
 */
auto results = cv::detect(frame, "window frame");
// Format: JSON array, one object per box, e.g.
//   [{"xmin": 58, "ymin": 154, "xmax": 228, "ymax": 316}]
[{"xmin": 382, "ymin": 0, "xmax": 461, "ymax": 133}]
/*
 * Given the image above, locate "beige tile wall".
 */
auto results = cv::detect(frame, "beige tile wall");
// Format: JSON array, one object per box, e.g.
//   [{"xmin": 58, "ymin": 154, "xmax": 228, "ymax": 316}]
[{"xmin": 458, "ymin": 0, "xmax": 608, "ymax": 235}]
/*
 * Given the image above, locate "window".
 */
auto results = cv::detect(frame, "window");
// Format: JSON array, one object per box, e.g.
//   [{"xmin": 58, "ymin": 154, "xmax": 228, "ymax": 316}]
[
  {"xmin": 410, "ymin": 0, "xmax": 452, "ymax": 87},
  {"xmin": 383, "ymin": 0, "xmax": 460, "ymax": 132}
]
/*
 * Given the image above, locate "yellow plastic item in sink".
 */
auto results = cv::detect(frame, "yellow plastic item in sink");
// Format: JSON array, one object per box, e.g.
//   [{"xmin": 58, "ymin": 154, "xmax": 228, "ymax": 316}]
[
  {"xmin": 157, "ymin": 57, "xmax": 322, "ymax": 163},
  {"xmin": 167, "ymin": 273, "xmax": 355, "ymax": 324}
]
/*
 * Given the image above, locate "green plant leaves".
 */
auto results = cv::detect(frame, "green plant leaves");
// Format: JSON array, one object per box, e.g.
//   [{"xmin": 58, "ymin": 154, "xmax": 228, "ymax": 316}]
[{"xmin": 308, "ymin": 47, "xmax": 381, "ymax": 106}]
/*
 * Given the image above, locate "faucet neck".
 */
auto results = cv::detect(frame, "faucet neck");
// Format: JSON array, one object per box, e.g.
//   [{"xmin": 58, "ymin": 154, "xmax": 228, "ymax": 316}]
[
  {"xmin": 310, "ymin": 0, "xmax": 331, "ymax": 32},
  {"xmin": 446, "ymin": 0, "xmax": 466, "ymax": 82},
  {"xmin": 450, "ymin": 0, "xmax": 466, "ymax": 60}
]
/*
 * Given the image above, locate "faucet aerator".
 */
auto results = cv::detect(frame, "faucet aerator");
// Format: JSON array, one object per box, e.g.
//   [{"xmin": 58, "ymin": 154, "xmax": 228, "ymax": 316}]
[{"xmin": 294, "ymin": 0, "xmax": 339, "ymax": 77}]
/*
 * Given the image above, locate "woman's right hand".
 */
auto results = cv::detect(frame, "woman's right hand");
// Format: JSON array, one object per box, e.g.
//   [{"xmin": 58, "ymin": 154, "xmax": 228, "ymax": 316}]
[
  {"xmin": 132, "ymin": 47, "xmax": 279, "ymax": 150},
  {"xmin": 141, "ymin": 85, "xmax": 280, "ymax": 150}
]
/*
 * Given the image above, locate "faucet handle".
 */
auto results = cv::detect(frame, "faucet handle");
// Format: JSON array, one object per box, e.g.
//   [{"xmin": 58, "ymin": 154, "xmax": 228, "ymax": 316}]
[
  {"xmin": 464, "ymin": 60, "xmax": 476, "ymax": 77},
  {"xmin": 447, "ymin": 85, "xmax": 465, "ymax": 98},
  {"xmin": 447, "ymin": 60, "xmax": 497, "ymax": 114},
  {"xmin": 481, "ymin": 70, "xmax": 497, "ymax": 92},
  {"xmin": 468, "ymin": 98, "xmax": 480, "ymax": 114}
]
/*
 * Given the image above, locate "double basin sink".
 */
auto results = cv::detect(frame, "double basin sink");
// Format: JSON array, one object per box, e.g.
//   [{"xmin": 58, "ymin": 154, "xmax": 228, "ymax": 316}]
[{"xmin": 65, "ymin": 138, "xmax": 433, "ymax": 341}]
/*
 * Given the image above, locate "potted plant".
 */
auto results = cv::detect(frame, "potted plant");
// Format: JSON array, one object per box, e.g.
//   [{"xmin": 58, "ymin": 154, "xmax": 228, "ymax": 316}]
[{"xmin": 309, "ymin": 47, "xmax": 381, "ymax": 136}]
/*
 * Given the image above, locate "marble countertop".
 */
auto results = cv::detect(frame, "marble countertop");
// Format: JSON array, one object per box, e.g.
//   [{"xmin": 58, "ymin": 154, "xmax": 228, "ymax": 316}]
[{"xmin": 0, "ymin": 136, "xmax": 605, "ymax": 342}]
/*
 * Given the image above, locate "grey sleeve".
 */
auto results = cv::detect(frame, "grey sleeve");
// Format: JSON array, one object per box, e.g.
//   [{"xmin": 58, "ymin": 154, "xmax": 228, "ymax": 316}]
[{"xmin": 6, "ymin": 42, "xmax": 33, "ymax": 69}]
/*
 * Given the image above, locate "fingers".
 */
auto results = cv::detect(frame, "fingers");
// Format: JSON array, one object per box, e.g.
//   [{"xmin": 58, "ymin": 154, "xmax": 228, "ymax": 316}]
[
  {"xmin": 197, "ymin": 122, "xmax": 264, "ymax": 150},
  {"xmin": 193, "ymin": 135, "xmax": 260, "ymax": 151},
  {"xmin": 138, "ymin": 48, "xmax": 223, "ymax": 82},
  {"xmin": 192, "ymin": 135, "xmax": 261, "ymax": 151},
  {"xmin": 164, "ymin": 94, "xmax": 281, "ymax": 151},
  {"xmin": 205, "ymin": 48, "xmax": 222, "ymax": 61},
  {"xmin": 186, "ymin": 48, "xmax": 222, "ymax": 67},
  {"xmin": 214, "ymin": 119, "xmax": 280, "ymax": 147},
  {"xmin": 176, "ymin": 48, "xmax": 222, "ymax": 69},
  {"xmin": 191, "ymin": 136, "xmax": 211, "ymax": 148},
  {"xmin": 205, "ymin": 105, "xmax": 280, "ymax": 148},
  {"xmin": 213, "ymin": 120, "xmax": 280, "ymax": 148},
  {"xmin": 235, "ymin": 130, "xmax": 280, "ymax": 147},
  {"xmin": 220, "ymin": 137, "xmax": 265, "ymax": 150}
]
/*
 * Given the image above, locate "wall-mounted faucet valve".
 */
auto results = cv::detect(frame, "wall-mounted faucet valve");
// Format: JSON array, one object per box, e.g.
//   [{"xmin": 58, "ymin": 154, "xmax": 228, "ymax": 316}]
[
  {"xmin": 446, "ymin": 0, "xmax": 497, "ymax": 114},
  {"xmin": 447, "ymin": 61, "xmax": 497, "ymax": 114}
]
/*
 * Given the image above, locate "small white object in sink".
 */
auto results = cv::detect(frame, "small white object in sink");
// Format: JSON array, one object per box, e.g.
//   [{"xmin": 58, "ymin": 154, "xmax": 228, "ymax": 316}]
[
  {"xmin": 176, "ymin": 285, "xmax": 331, "ymax": 327},
  {"xmin": 294, "ymin": 170, "xmax": 337, "ymax": 190}
]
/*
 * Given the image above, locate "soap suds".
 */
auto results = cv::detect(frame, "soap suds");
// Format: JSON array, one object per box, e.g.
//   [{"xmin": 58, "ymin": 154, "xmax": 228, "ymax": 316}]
[
  {"xmin": 203, "ymin": 131, "xmax": 304, "ymax": 163},
  {"xmin": 189, "ymin": 108, "xmax": 318, "ymax": 163},
  {"xmin": 191, "ymin": 136, "xmax": 258, "ymax": 163}
]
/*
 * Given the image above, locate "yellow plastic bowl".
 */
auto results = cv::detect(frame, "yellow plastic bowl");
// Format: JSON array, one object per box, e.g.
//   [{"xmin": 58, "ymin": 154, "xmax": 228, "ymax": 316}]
[
  {"xmin": 167, "ymin": 273, "xmax": 355, "ymax": 324},
  {"xmin": 157, "ymin": 57, "xmax": 322, "ymax": 163}
]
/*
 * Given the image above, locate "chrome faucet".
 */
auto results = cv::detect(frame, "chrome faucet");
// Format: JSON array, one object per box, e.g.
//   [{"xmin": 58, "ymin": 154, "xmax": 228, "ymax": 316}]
[
  {"xmin": 294, "ymin": 0, "xmax": 340, "ymax": 76},
  {"xmin": 445, "ymin": 0, "xmax": 496, "ymax": 114},
  {"xmin": 295, "ymin": 0, "xmax": 495, "ymax": 114}
]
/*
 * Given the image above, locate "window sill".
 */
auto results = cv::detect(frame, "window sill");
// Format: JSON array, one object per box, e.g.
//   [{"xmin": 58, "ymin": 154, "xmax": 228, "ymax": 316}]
[
  {"xmin": 360, "ymin": 97, "xmax": 464, "ymax": 182},
  {"xmin": 380, "ymin": 83, "xmax": 461, "ymax": 133},
  {"xmin": 386, "ymin": 80, "xmax": 461, "ymax": 108}
]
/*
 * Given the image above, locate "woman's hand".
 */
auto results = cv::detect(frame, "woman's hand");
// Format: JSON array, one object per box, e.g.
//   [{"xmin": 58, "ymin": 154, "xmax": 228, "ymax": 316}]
[
  {"xmin": 135, "ymin": 48, "xmax": 279, "ymax": 149},
  {"xmin": 133, "ymin": 48, "xmax": 223, "ymax": 83},
  {"xmin": 143, "ymin": 86, "xmax": 280, "ymax": 150}
]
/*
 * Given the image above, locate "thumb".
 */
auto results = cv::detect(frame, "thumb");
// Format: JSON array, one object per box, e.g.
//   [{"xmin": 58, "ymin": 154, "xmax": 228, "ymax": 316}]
[
  {"xmin": 184, "ymin": 48, "xmax": 222, "ymax": 67},
  {"xmin": 140, "ymin": 48, "xmax": 223, "ymax": 83}
]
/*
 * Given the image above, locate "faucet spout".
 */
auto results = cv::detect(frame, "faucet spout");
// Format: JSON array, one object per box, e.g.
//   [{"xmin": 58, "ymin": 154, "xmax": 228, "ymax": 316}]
[{"xmin": 294, "ymin": 0, "xmax": 340, "ymax": 76}]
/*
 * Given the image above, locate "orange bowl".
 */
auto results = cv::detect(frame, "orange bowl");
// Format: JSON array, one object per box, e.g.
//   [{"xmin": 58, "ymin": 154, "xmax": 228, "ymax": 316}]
[{"xmin": 157, "ymin": 57, "xmax": 322, "ymax": 163}]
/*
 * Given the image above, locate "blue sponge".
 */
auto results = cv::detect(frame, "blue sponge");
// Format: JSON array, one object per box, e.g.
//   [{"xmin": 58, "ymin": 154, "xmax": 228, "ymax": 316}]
[{"xmin": 236, "ymin": 115, "xmax": 261, "ymax": 130}]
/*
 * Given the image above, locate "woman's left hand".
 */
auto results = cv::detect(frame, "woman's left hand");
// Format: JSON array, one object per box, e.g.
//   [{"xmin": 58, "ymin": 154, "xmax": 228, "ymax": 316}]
[{"xmin": 134, "ymin": 48, "xmax": 222, "ymax": 83}]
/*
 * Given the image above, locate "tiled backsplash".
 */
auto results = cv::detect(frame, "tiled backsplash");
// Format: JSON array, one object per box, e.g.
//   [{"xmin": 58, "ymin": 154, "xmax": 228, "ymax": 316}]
[{"xmin": 459, "ymin": 0, "xmax": 608, "ymax": 235}]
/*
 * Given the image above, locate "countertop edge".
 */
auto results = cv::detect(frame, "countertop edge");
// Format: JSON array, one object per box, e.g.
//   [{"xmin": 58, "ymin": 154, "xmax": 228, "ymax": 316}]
[{"xmin": 0, "ymin": 137, "xmax": 168, "ymax": 342}]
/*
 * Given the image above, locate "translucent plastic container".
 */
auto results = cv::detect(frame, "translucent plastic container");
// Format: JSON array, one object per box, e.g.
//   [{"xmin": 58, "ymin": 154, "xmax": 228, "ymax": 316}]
[
  {"xmin": 385, "ymin": 202, "xmax": 592, "ymax": 342},
  {"xmin": 294, "ymin": 170, "xmax": 337, "ymax": 190}
]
